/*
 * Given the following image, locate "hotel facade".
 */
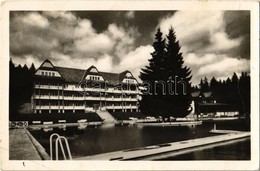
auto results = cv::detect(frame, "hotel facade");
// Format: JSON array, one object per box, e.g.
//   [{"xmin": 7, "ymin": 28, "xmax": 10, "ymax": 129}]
[{"xmin": 32, "ymin": 60, "xmax": 140, "ymax": 114}]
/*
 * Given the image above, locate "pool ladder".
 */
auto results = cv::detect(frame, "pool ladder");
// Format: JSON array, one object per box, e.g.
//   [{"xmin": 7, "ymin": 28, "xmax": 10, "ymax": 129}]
[{"xmin": 50, "ymin": 133, "xmax": 72, "ymax": 160}]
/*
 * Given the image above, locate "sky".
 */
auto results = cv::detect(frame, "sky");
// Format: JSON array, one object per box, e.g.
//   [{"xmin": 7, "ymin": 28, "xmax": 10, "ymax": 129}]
[{"xmin": 10, "ymin": 11, "xmax": 250, "ymax": 85}]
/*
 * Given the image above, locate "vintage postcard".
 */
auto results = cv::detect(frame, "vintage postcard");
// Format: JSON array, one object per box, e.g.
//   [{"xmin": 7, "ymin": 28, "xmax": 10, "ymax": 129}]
[{"xmin": 0, "ymin": 0, "xmax": 259, "ymax": 170}]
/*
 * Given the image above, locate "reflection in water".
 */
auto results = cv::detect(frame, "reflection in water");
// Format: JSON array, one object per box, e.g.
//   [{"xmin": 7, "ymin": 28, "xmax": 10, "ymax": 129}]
[{"xmin": 30, "ymin": 119, "xmax": 250, "ymax": 159}]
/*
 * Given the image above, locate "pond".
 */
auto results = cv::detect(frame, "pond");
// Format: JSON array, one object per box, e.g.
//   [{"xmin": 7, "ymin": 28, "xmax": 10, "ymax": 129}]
[{"xmin": 29, "ymin": 119, "xmax": 250, "ymax": 160}]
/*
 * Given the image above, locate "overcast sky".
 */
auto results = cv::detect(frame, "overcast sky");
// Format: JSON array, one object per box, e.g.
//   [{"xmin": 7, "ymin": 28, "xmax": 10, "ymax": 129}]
[{"xmin": 10, "ymin": 11, "xmax": 250, "ymax": 85}]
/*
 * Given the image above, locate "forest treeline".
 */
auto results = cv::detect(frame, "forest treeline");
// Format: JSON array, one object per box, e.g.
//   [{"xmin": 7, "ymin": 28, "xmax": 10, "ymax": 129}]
[
  {"xmin": 193, "ymin": 73, "xmax": 250, "ymax": 118},
  {"xmin": 9, "ymin": 59, "xmax": 35, "ymax": 119}
]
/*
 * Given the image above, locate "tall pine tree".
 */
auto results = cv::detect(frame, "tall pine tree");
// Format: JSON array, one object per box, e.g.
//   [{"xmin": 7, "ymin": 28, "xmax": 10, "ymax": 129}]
[
  {"xmin": 139, "ymin": 27, "xmax": 192, "ymax": 119},
  {"xmin": 139, "ymin": 28, "xmax": 166, "ymax": 116},
  {"xmin": 164, "ymin": 27, "xmax": 192, "ymax": 117}
]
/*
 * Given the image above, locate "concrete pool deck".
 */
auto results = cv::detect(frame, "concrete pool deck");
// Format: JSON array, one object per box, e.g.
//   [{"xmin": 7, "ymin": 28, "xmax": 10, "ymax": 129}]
[
  {"xmin": 9, "ymin": 128, "xmax": 49, "ymax": 160},
  {"xmin": 75, "ymin": 131, "xmax": 250, "ymax": 160}
]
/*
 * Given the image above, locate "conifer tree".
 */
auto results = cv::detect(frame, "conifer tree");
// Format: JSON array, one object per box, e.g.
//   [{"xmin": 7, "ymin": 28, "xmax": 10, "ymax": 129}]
[
  {"xmin": 139, "ymin": 27, "xmax": 192, "ymax": 118},
  {"xmin": 139, "ymin": 28, "xmax": 166, "ymax": 116},
  {"xmin": 164, "ymin": 27, "xmax": 192, "ymax": 117}
]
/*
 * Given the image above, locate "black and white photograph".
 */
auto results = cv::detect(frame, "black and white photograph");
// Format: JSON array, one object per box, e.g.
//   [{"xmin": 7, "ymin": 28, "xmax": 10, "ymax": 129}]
[{"xmin": 1, "ymin": 0, "xmax": 259, "ymax": 170}]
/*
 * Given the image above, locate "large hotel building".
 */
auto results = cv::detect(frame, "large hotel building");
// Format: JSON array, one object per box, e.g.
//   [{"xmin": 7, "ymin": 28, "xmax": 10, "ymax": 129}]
[{"xmin": 32, "ymin": 60, "xmax": 140, "ymax": 114}]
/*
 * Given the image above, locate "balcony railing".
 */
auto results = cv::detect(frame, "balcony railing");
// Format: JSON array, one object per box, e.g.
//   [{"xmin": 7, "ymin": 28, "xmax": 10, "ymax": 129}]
[
  {"xmin": 34, "ymin": 94, "xmax": 138, "ymax": 102},
  {"xmin": 64, "ymin": 96, "xmax": 84, "ymax": 100},
  {"xmin": 122, "ymin": 90, "xmax": 139, "ymax": 94},
  {"xmin": 124, "ymin": 106, "xmax": 138, "ymax": 109},
  {"xmin": 35, "ymin": 84, "xmax": 62, "ymax": 90},
  {"xmin": 85, "ymin": 87, "xmax": 106, "ymax": 92},
  {"xmin": 34, "ymin": 85, "xmax": 140, "ymax": 95},
  {"xmin": 74, "ymin": 106, "xmax": 85, "ymax": 110},
  {"xmin": 105, "ymin": 97, "xmax": 138, "ymax": 101},
  {"xmin": 105, "ymin": 97, "xmax": 122, "ymax": 101},
  {"xmin": 34, "ymin": 95, "xmax": 62, "ymax": 99},
  {"xmin": 106, "ymin": 106, "xmax": 123, "ymax": 109},
  {"xmin": 35, "ymin": 105, "xmax": 137, "ymax": 110},
  {"xmin": 122, "ymin": 98, "xmax": 138, "ymax": 101},
  {"xmin": 105, "ymin": 105, "xmax": 137, "ymax": 110},
  {"xmin": 63, "ymin": 106, "xmax": 84, "ymax": 110},
  {"xmin": 85, "ymin": 96, "xmax": 106, "ymax": 101},
  {"xmin": 63, "ymin": 86, "xmax": 84, "ymax": 91},
  {"xmin": 106, "ymin": 88, "xmax": 122, "ymax": 94},
  {"xmin": 35, "ymin": 106, "xmax": 60, "ymax": 110}
]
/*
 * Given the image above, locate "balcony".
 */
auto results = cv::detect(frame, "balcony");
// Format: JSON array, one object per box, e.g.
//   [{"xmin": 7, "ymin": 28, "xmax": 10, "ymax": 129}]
[
  {"xmin": 85, "ymin": 87, "xmax": 105, "ymax": 92},
  {"xmin": 105, "ymin": 105, "xmax": 138, "ymax": 110},
  {"xmin": 104, "ymin": 97, "xmax": 137, "ymax": 101},
  {"xmin": 34, "ymin": 95, "xmax": 62, "ymax": 100},
  {"xmin": 50, "ymin": 106, "xmax": 60, "ymax": 110},
  {"xmin": 64, "ymin": 96, "xmax": 84, "ymax": 100},
  {"xmin": 35, "ymin": 84, "xmax": 62, "ymax": 90},
  {"xmin": 122, "ymin": 90, "xmax": 139, "ymax": 94},
  {"xmin": 122, "ymin": 98, "xmax": 138, "ymax": 102},
  {"xmin": 62, "ymin": 106, "xmax": 85, "ymax": 110},
  {"xmin": 106, "ymin": 106, "xmax": 123, "ymax": 110},
  {"xmin": 35, "ymin": 106, "xmax": 43, "ymax": 109},
  {"xmin": 63, "ymin": 86, "xmax": 83, "ymax": 91},
  {"xmin": 74, "ymin": 106, "xmax": 85, "ymax": 110},
  {"xmin": 124, "ymin": 106, "xmax": 138, "ymax": 109},
  {"xmin": 85, "ymin": 96, "xmax": 106, "ymax": 101},
  {"xmin": 105, "ymin": 97, "xmax": 122, "ymax": 101},
  {"xmin": 85, "ymin": 107, "xmax": 95, "ymax": 112},
  {"xmin": 35, "ymin": 106, "xmax": 60, "ymax": 110},
  {"xmin": 106, "ymin": 88, "xmax": 122, "ymax": 94}
]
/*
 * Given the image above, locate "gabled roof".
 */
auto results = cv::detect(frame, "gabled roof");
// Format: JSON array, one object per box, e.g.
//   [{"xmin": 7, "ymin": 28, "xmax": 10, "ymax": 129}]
[
  {"xmin": 35, "ymin": 59, "xmax": 64, "ymax": 79},
  {"xmin": 99, "ymin": 72, "xmax": 120, "ymax": 84},
  {"xmin": 80, "ymin": 65, "xmax": 101, "ymax": 81},
  {"xmin": 55, "ymin": 67, "xmax": 85, "ymax": 83},
  {"xmin": 36, "ymin": 60, "xmax": 137, "ymax": 83},
  {"xmin": 119, "ymin": 70, "xmax": 135, "ymax": 82}
]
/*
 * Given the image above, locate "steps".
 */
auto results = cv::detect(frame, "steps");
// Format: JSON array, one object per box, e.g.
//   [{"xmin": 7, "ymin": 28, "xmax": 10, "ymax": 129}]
[{"xmin": 96, "ymin": 110, "xmax": 115, "ymax": 123}]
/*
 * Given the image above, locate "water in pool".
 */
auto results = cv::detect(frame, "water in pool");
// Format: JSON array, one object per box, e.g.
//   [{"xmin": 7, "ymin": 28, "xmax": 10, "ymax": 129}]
[{"xmin": 29, "ymin": 119, "xmax": 250, "ymax": 160}]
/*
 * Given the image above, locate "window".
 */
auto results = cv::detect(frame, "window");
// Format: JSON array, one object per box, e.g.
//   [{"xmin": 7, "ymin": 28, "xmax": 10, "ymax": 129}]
[
  {"xmin": 41, "ymin": 71, "xmax": 44, "ymax": 75},
  {"xmin": 49, "ymin": 72, "xmax": 51, "ymax": 76},
  {"xmin": 45, "ymin": 72, "xmax": 48, "ymax": 76},
  {"xmin": 52, "ymin": 73, "xmax": 55, "ymax": 76}
]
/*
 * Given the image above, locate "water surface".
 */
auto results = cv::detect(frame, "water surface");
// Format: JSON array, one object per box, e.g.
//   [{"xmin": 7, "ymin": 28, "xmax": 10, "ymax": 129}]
[{"xmin": 30, "ymin": 119, "xmax": 250, "ymax": 159}]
